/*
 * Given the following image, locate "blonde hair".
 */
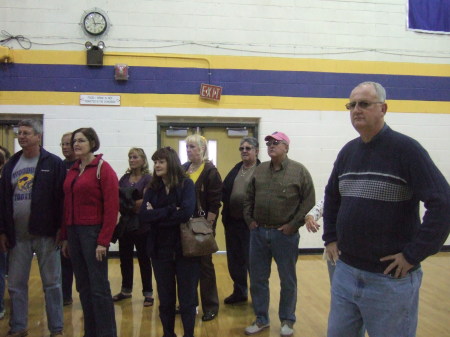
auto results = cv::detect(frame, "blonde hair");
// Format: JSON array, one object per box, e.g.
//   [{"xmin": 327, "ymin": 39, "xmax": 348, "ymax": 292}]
[
  {"xmin": 61, "ymin": 132, "xmax": 73, "ymax": 140},
  {"xmin": 185, "ymin": 134, "xmax": 208, "ymax": 161},
  {"xmin": 126, "ymin": 147, "xmax": 150, "ymax": 175}
]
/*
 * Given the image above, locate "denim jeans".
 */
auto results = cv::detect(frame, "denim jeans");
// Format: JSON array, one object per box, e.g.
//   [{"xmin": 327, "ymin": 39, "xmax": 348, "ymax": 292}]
[
  {"xmin": 8, "ymin": 236, "xmax": 63, "ymax": 333},
  {"xmin": 61, "ymin": 251, "xmax": 74, "ymax": 302},
  {"xmin": 224, "ymin": 218, "xmax": 250, "ymax": 298},
  {"xmin": 249, "ymin": 227, "xmax": 299, "ymax": 325},
  {"xmin": 0, "ymin": 252, "xmax": 7, "ymax": 313},
  {"xmin": 152, "ymin": 255, "xmax": 200, "ymax": 337},
  {"xmin": 327, "ymin": 260, "xmax": 422, "ymax": 337},
  {"xmin": 68, "ymin": 225, "xmax": 117, "ymax": 337}
]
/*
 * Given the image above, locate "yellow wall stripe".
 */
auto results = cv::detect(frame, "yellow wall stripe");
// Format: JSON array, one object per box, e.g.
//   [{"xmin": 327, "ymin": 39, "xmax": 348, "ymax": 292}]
[{"xmin": 1, "ymin": 91, "xmax": 448, "ymax": 114}]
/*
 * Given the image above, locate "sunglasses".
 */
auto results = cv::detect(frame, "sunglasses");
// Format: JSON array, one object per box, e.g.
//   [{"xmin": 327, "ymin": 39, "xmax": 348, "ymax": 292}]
[
  {"xmin": 266, "ymin": 140, "xmax": 282, "ymax": 146},
  {"xmin": 239, "ymin": 146, "xmax": 253, "ymax": 152},
  {"xmin": 345, "ymin": 101, "xmax": 383, "ymax": 110}
]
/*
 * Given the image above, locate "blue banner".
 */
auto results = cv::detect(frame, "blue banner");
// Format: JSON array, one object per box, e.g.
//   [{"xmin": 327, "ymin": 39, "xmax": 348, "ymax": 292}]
[{"xmin": 408, "ymin": 0, "xmax": 450, "ymax": 33}]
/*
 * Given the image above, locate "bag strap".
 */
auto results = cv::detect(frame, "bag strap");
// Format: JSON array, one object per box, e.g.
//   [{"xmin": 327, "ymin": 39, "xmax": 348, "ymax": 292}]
[{"xmin": 195, "ymin": 184, "xmax": 205, "ymax": 217}]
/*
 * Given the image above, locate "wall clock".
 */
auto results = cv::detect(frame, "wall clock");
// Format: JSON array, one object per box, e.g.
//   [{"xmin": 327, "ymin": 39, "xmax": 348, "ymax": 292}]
[{"xmin": 82, "ymin": 10, "xmax": 108, "ymax": 36}]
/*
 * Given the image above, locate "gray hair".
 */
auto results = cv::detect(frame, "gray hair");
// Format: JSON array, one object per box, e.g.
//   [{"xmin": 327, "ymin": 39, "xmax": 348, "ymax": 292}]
[
  {"xmin": 357, "ymin": 81, "xmax": 386, "ymax": 102},
  {"xmin": 240, "ymin": 136, "xmax": 259, "ymax": 149},
  {"xmin": 18, "ymin": 119, "xmax": 43, "ymax": 135}
]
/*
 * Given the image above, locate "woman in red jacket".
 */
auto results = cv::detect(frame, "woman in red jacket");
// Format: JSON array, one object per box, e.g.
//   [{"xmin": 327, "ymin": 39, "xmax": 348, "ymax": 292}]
[{"xmin": 61, "ymin": 127, "xmax": 119, "ymax": 337}]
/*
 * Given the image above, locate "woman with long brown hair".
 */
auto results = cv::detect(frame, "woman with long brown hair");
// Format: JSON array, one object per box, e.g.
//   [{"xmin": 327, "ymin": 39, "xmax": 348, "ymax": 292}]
[{"xmin": 140, "ymin": 147, "xmax": 198, "ymax": 337}]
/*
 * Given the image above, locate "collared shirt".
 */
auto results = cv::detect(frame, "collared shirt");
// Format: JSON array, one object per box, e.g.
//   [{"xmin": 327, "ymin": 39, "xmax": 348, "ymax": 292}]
[{"xmin": 244, "ymin": 156, "xmax": 315, "ymax": 230}]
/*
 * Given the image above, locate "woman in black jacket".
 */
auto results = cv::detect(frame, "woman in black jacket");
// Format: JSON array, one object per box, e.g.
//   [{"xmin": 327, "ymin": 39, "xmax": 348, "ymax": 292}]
[
  {"xmin": 140, "ymin": 147, "xmax": 197, "ymax": 337},
  {"xmin": 183, "ymin": 134, "xmax": 222, "ymax": 322}
]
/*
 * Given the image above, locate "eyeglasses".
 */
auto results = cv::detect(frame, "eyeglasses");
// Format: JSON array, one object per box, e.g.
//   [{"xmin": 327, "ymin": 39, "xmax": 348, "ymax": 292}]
[
  {"xmin": 345, "ymin": 101, "xmax": 383, "ymax": 110},
  {"xmin": 72, "ymin": 138, "xmax": 88, "ymax": 145},
  {"xmin": 239, "ymin": 146, "xmax": 253, "ymax": 152},
  {"xmin": 17, "ymin": 131, "xmax": 34, "ymax": 137},
  {"xmin": 266, "ymin": 140, "xmax": 282, "ymax": 146}
]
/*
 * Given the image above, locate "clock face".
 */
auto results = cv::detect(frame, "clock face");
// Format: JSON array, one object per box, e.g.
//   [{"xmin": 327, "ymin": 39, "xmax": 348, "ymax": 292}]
[{"xmin": 83, "ymin": 12, "xmax": 107, "ymax": 36}]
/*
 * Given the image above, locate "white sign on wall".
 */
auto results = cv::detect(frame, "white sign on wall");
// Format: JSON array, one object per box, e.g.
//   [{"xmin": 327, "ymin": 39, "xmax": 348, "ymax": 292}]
[{"xmin": 80, "ymin": 95, "xmax": 121, "ymax": 106}]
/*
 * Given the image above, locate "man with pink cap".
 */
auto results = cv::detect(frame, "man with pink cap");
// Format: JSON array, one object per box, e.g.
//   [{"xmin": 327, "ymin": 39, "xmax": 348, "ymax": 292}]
[{"xmin": 243, "ymin": 131, "xmax": 315, "ymax": 337}]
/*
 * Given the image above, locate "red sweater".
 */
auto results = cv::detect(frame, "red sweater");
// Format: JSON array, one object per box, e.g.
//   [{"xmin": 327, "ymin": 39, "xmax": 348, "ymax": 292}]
[{"xmin": 62, "ymin": 154, "xmax": 119, "ymax": 247}]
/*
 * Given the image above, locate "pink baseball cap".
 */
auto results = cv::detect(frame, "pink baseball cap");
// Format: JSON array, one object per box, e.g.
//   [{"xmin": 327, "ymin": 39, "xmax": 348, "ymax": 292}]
[{"xmin": 264, "ymin": 131, "xmax": 290, "ymax": 145}]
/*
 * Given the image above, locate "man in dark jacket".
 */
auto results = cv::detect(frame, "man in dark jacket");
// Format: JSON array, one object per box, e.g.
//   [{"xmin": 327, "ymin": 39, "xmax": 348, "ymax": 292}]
[
  {"xmin": 0, "ymin": 119, "xmax": 66, "ymax": 337},
  {"xmin": 221, "ymin": 136, "xmax": 260, "ymax": 305}
]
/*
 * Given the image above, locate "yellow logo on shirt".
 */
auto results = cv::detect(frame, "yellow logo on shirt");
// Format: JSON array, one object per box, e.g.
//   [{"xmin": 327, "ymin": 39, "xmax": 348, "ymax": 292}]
[{"xmin": 17, "ymin": 173, "xmax": 34, "ymax": 192}]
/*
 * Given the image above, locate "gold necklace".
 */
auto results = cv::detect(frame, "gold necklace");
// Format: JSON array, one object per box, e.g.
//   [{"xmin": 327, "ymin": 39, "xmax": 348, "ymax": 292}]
[
  {"xmin": 188, "ymin": 163, "xmax": 201, "ymax": 174},
  {"xmin": 241, "ymin": 163, "xmax": 256, "ymax": 176},
  {"xmin": 129, "ymin": 173, "xmax": 142, "ymax": 184}
]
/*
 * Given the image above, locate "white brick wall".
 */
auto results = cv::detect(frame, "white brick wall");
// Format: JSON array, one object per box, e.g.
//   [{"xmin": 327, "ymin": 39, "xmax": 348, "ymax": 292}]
[{"xmin": 2, "ymin": 0, "xmax": 449, "ymax": 62}]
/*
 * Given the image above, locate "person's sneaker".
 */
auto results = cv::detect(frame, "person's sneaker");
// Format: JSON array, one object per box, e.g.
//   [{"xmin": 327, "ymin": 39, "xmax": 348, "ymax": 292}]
[
  {"xmin": 0, "ymin": 309, "xmax": 5, "ymax": 319},
  {"xmin": 280, "ymin": 320, "xmax": 294, "ymax": 337},
  {"xmin": 245, "ymin": 321, "xmax": 270, "ymax": 335},
  {"xmin": 5, "ymin": 330, "xmax": 28, "ymax": 337}
]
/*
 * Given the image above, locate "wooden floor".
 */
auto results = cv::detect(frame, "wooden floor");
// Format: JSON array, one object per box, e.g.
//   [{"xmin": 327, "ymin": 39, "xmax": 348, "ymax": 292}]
[{"xmin": 0, "ymin": 252, "xmax": 449, "ymax": 337}]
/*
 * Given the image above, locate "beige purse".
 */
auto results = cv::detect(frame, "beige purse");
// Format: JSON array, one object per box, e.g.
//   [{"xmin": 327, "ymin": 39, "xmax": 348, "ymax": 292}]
[{"xmin": 179, "ymin": 190, "xmax": 218, "ymax": 257}]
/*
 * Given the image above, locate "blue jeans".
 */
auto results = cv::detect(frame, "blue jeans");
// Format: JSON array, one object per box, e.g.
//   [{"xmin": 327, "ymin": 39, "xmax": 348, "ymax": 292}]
[
  {"xmin": 327, "ymin": 260, "xmax": 422, "ymax": 337},
  {"xmin": 249, "ymin": 227, "xmax": 299, "ymax": 325},
  {"xmin": 0, "ymin": 252, "xmax": 6, "ymax": 313},
  {"xmin": 61, "ymin": 251, "xmax": 74, "ymax": 302},
  {"xmin": 327, "ymin": 259, "xmax": 335, "ymax": 284},
  {"xmin": 68, "ymin": 225, "xmax": 117, "ymax": 337},
  {"xmin": 8, "ymin": 236, "xmax": 63, "ymax": 333}
]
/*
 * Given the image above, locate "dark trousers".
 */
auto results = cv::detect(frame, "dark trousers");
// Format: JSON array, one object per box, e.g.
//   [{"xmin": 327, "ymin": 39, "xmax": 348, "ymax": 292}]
[
  {"xmin": 118, "ymin": 231, "xmax": 153, "ymax": 295},
  {"xmin": 199, "ymin": 253, "xmax": 219, "ymax": 313},
  {"xmin": 68, "ymin": 225, "xmax": 117, "ymax": 337},
  {"xmin": 224, "ymin": 218, "xmax": 250, "ymax": 298},
  {"xmin": 61, "ymin": 252, "xmax": 74, "ymax": 301},
  {"xmin": 153, "ymin": 256, "xmax": 200, "ymax": 337}
]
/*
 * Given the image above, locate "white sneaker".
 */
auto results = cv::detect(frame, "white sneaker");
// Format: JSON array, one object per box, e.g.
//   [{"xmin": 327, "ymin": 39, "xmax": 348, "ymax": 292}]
[
  {"xmin": 245, "ymin": 321, "xmax": 270, "ymax": 335},
  {"xmin": 280, "ymin": 321, "xmax": 294, "ymax": 337}
]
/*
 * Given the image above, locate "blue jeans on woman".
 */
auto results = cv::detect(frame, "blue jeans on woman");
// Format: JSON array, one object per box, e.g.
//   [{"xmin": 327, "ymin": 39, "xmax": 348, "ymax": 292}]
[
  {"xmin": 8, "ymin": 236, "xmax": 63, "ymax": 333},
  {"xmin": 249, "ymin": 227, "xmax": 300, "ymax": 326},
  {"xmin": 68, "ymin": 225, "xmax": 117, "ymax": 337},
  {"xmin": 0, "ymin": 252, "xmax": 7, "ymax": 315},
  {"xmin": 327, "ymin": 260, "xmax": 422, "ymax": 337}
]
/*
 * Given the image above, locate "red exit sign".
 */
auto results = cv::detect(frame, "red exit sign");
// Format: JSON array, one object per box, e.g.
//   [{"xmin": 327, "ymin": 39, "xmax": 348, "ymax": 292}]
[{"xmin": 200, "ymin": 83, "xmax": 223, "ymax": 101}]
